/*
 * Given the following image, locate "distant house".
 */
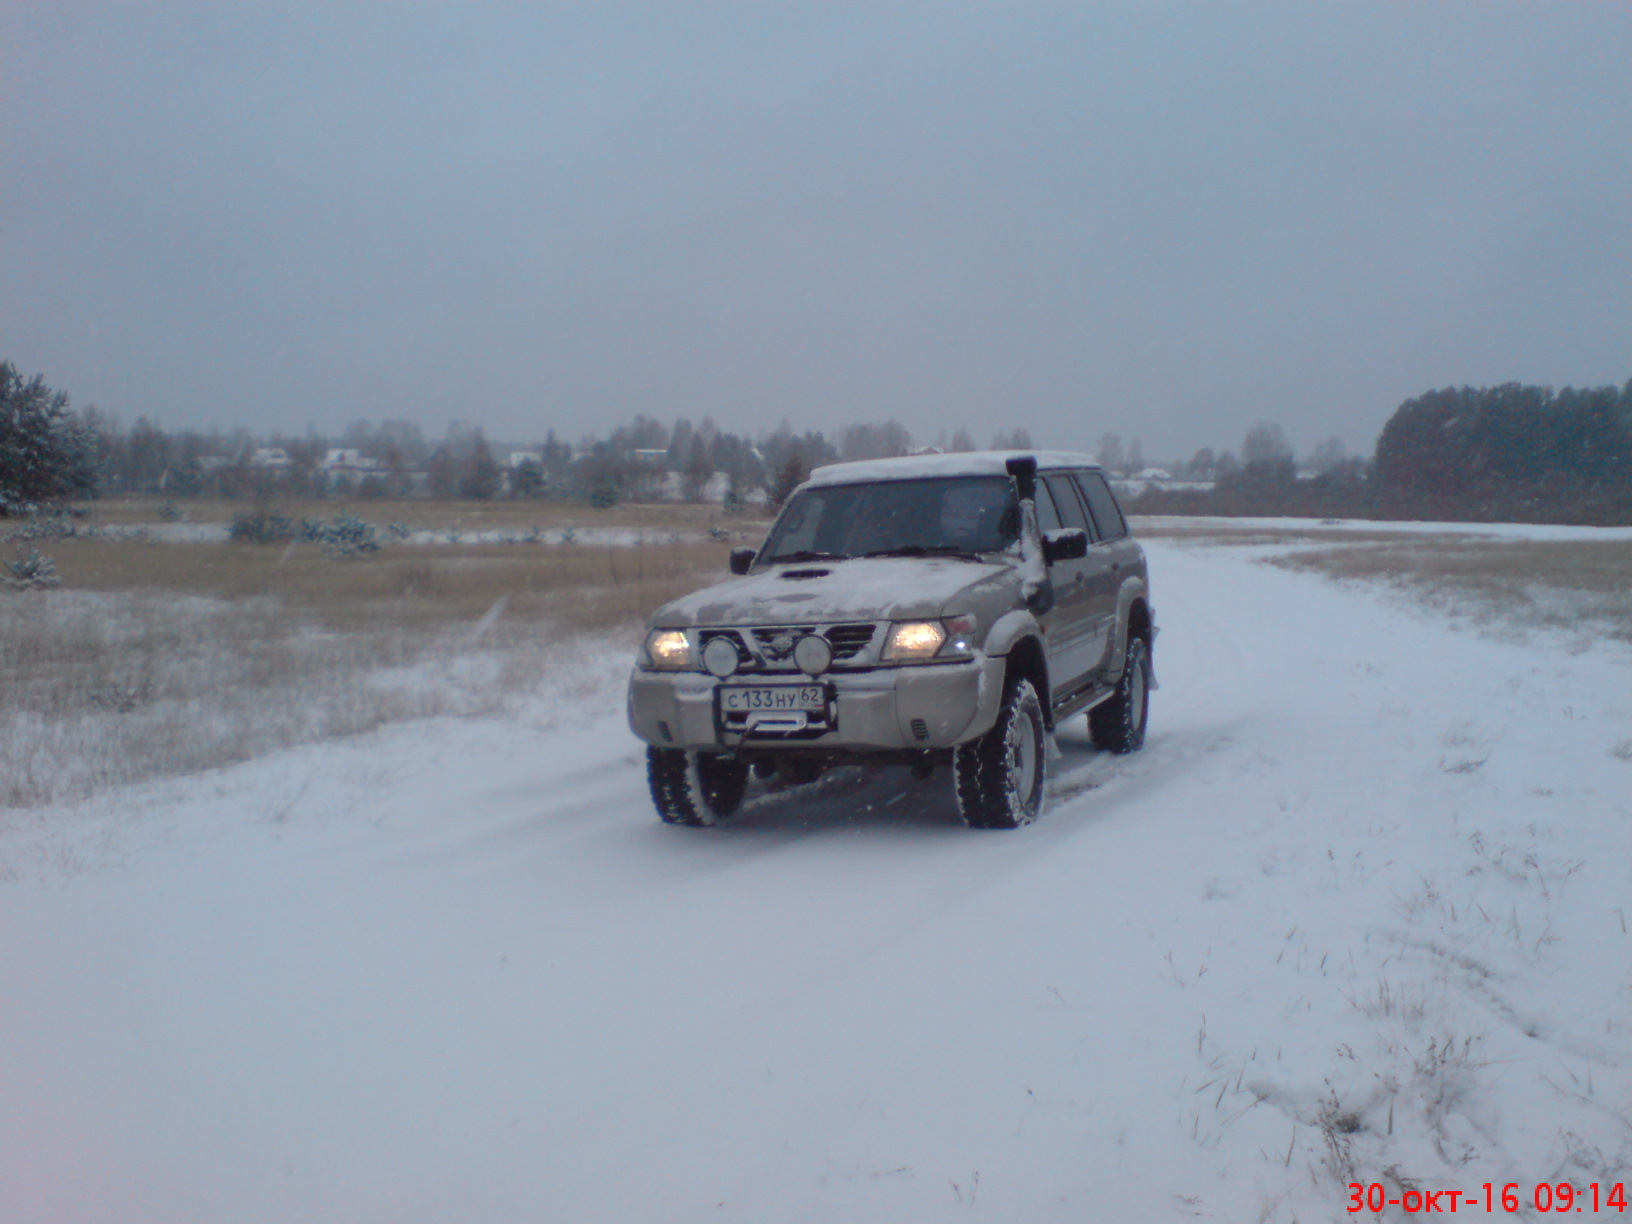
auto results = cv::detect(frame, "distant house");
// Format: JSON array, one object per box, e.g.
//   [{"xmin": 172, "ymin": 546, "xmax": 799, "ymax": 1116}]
[
  {"xmin": 507, "ymin": 451, "xmax": 543, "ymax": 469},
  {"xmin": 320, "ymin": 448, "xmax": 380, "ymax": 473},
  {"xmin": 318, "ymin": 447, "xmax": 383, "ymax": 490},
  {"xmin": 632, "ymin": 448, "xmax": 668, "ymax": 465},
  {"xmin": 251, "ymin": 448, "xmax": 291, "ymax": 469}
]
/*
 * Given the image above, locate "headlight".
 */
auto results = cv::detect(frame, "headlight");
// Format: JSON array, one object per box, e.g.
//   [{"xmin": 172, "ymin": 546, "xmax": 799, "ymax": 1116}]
[
  {"xmin": 884, "ymin": 621, "xmax": 947, "ymax": 661},
  {"xmin": 883, "ymin": 616, "xmax": 978, "ymax": 663},
  {"xmin": 644, "ymin": 629, "xmax": 693, "ymax": 669}
]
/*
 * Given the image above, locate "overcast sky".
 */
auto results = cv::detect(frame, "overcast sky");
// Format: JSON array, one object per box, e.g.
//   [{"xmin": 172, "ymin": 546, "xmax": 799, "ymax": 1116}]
[{"xmin": 3, "ymin": 2, "xmax": 1628, "ymax": 459}]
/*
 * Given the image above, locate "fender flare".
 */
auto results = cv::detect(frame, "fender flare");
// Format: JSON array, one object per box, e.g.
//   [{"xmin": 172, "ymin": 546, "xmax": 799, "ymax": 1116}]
[
  {"xmin": 1103, "ymin": 577, "xmax": 1156, "ymax": 688},
  {"xmin": 980, "ymin": 609, "xmax": 1054, "ymax": 728}
]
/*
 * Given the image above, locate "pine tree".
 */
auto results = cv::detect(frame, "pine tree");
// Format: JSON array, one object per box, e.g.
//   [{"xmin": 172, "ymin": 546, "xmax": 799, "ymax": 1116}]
[{"xmin": 0, "ymin": 362, "xmax": 100, "ymax": 510}]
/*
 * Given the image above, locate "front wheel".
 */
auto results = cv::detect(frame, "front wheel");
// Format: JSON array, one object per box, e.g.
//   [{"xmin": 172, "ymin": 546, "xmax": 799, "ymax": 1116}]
[
  {"xmin": 1089, "ymin": 635, "xmax": 1150, "ymax": 754},
  {"xmin": 955, "ymin": 678, "xmax": 1046, "ymax": 829},
  {"xmin": 647, "ymin": 747, "xmax": 749, "ymax": 826}
]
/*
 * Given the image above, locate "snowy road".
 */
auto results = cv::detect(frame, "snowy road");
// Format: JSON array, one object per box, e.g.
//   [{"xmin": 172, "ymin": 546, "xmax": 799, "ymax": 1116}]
[{"xmin": 3, "ymin": 536, "xmax": 1629, "ymax": 1222}]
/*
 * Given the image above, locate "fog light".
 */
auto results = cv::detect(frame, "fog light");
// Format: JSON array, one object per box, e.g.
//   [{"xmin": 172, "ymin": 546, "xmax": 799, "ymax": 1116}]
[
  {"xmin": 702, "ymin": 636, "xmax": 742, "ymax": 678},
  {"xmin": 793, "ymin": 633, "xmax": 833, "ymax": 676}
]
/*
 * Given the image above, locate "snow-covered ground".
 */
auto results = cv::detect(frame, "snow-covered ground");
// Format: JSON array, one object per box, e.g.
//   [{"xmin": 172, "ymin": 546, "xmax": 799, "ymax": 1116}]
[{"xmin": 3, "ymin": 531, "xmax": 1629, "ymax": 1223}]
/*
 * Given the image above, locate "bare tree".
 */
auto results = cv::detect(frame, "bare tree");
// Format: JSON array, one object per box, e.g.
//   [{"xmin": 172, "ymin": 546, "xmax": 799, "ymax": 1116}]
[
  {"xmin": 990, "ymin": 427, "xmax": 1034, "ymax": 450},
  {"xmin": 1242, "ymin": 422, "xmax": 1294, "ymax": 466},
  {"xmin": 1096, "ymin": 432, "xmax": 1124, "ymax": 473}
]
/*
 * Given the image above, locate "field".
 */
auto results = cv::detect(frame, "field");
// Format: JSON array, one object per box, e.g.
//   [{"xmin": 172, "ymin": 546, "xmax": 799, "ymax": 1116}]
[
  {"xmin": 1139, "ymin": 515, "xmax": 1632, "ymax": 642},
  {"xmin": 2, "ymin": 507, "xmax": 1629, "ymax": 1223},
  {"xmin": 0, "ymin": 500, "xmax": 763, "ymax": 805}
]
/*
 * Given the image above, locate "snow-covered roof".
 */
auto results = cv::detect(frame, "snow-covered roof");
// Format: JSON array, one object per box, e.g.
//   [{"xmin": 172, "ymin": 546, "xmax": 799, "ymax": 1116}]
[{"xmin": 803, "ymin": 450, "xmax": 1102, "ymax": 488}]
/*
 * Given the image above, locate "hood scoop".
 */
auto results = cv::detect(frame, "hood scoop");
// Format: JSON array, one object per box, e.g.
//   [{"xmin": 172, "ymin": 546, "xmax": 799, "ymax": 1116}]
[{"xmin": 780, "ymin": 568, "xmax": 830, "ymax": 581}]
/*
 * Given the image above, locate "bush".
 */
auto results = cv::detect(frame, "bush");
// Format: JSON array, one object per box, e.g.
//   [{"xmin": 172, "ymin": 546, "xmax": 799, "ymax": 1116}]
[
  {"xmin": 3, "ymin": 545, "xmax": 60, "ymax": 589},
  {"xmin": 228, "ymin": 511, "xmax": 298, "ymax": 544},
  {"xmin": 314, "ymin": 510, "xmax": 379, "ymax": 558},
  {"xmin": 4, "ymin": 508, "xmax": 77, "ymax": 542}
]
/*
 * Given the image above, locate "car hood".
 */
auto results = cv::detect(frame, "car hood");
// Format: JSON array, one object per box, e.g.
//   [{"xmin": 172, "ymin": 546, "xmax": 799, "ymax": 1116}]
[{"xmin": 650, "ymin": 556, "xmax": 1016, "ymax": 627}]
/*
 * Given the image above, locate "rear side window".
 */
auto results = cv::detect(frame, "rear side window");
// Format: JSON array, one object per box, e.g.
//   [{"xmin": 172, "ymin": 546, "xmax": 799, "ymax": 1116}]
[
  {"xmin": 1074, "ymin": 471, "xmax": 1128, "ymax": 541},
  {"xmin": 1042, "ymin": 474, "xmax": 1089, "ymax": 534}
]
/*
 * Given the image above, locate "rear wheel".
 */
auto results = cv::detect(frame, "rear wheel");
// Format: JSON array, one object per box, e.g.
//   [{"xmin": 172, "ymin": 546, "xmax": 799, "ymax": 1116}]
[
  {"xmin": 647, "ymin": 747, "xmax": 749, "ymax": 826},
  {"xmin": 955, "ymin": 678, "xmax": 1046, "ymax": 829},
  {"xmin": 1089, "ymin": 635, "xmax": 1150, "ymax": 754}
]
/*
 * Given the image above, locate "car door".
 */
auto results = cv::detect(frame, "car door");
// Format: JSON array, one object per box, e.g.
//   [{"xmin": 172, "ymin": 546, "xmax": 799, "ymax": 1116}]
[
  {"xmin": 1072, "ymin": 470, "xmax": 1132, "ymax": 677},
  {"xmin": 1037, "ymin": 472, "xmax": 1099, "ymax": 699}
]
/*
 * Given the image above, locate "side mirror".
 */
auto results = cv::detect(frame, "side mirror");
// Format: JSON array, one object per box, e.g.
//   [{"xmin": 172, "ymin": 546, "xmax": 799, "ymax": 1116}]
[
  {"xmin": 1042, "ymin": 527, "xmax": 1088, "ymax": 565},
  {"xmin": 729, "ymin": 547, "xmax": 756, "ymax": 575}
]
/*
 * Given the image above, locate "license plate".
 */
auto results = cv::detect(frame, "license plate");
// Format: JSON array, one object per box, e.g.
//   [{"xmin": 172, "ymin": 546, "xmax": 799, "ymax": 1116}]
[{"xmin": 720, "ymin": 685, "xmax": 825, "ymax": 712}]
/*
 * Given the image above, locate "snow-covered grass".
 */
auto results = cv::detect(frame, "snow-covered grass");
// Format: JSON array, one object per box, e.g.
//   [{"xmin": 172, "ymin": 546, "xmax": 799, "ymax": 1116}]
[
  {"xmin": 1268, "ymin": 536, "xmax": 1632, "ymax": 643},
  {"xmin": 0, "ymin": 536, "xmax": 733, "ymax": 805},
  {"xmin": 1137, "ymin": 515, "xmax": 1632, "ymax": 644},
  {"xmin": 1, "ymin": 521, "xmax": 1629, "ymax": 1222}
]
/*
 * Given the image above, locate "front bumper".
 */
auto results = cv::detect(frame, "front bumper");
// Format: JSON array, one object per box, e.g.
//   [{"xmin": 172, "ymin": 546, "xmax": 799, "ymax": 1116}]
[{"xmin": 628, "ymin": 655, "xmax": 1006, "ymax": 753}]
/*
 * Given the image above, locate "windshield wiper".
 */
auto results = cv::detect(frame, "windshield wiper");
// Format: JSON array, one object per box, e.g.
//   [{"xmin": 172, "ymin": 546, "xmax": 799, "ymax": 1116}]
[
  {"xmin": 860, "ymin": 544, "xmax": 988, "ymax": 562},
  {"xmin": 765, "ymin": 549, "xmax": 851, "ymax": 564}
]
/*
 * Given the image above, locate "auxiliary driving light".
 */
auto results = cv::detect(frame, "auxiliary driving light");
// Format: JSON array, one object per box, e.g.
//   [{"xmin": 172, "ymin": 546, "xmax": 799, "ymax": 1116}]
[
  {"xmin": 702, "ymin": 635, "xmax": 742, "ymax": 678},
  {"xmin": 793, "ymin": 633, "xmax": 833, "ymax": 676}
]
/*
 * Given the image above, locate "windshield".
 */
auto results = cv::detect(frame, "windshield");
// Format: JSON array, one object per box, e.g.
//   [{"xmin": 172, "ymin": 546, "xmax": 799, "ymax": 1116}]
[{"xmin": 761, "ymin": 476, "xmax": 1018, "ymax": 563}]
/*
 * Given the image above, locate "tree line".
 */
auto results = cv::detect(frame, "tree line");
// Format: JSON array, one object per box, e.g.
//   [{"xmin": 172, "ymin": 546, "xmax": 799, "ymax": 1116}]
[
  {"xmin": 0, "ymin": 362, "xmax": 1046, "ymax": 511},
  {"xmin": 1126, "ymin": 381, "xmax": 1632, "ymax": 525},
  {"xmin": 4, "ymin": 358, "xmax": 1629, "ymax": 524}
]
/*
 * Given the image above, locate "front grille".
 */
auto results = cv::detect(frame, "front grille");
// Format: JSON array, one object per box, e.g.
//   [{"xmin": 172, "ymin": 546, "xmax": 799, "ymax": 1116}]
[
  {"xmin": 826, "ymin": 623, "xmax": 877, "ymax": 660},
  {"xmin": 751, "ymin": 626, "xmax": 815, "ymax": 662},
  {"xmin": 702, "ymin": 621, "xmax": 883, "ymax": 671}
]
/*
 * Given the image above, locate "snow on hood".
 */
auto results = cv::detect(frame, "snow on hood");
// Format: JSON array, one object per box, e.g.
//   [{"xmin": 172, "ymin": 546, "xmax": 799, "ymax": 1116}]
[{"xmin": 649, "ymin": 556, "xmax": 1016, "ymax": 627}]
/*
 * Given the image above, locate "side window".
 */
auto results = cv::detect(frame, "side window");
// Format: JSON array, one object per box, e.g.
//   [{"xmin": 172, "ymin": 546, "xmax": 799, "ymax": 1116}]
[
  {"xmin": 1043, "ymin": 474, "xmax": 1090, "ymax": 535},
  {"xmin": 1075, "ymin": 471, "xmax": 1128, "ymax": 541},
  {"xmin": 1033, "ymin": 480, "xmax": 1063, "ymax": 533}
]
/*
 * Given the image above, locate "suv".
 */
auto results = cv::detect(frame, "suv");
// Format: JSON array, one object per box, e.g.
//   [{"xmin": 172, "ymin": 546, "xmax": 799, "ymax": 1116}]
[{"xmin": 627, "ymin": 451, "xmax": 1155, "ymax": 828}]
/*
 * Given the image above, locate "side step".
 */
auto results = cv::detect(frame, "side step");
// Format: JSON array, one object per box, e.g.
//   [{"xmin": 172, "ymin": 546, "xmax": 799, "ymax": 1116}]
[{"xmin": 1052, "ymin": 682, "xmax": 1115, "ymax": 724}]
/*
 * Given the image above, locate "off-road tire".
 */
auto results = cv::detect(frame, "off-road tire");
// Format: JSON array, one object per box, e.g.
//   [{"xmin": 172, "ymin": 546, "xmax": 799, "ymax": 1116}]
[
  {"xmin": 647, "ymin": 747, "xmax": 749, "ymax": 826},
  {"xmin": 954, "ymin": 678, "xmax": 1046, "ymax": 829},
  {"xmin": 1089, "ymin": 635, "xmax": 1150, "ymax": 754}
]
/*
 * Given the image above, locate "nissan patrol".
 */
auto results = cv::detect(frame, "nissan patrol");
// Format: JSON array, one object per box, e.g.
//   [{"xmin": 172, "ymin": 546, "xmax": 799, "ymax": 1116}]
[{"xmin": 627, "ymin": 451, "xmax": 1154, "ymax": 828}]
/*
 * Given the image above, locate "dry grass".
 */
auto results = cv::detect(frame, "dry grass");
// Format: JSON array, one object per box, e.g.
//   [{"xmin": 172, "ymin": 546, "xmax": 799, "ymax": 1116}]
[
  {"xmin": 1126, "ymin": 515, "xmax": 1632, "ymax": 642},
  {"xmin": 1265, "ymin": 538, "xmax": 1632, "ymax": 642},
  {"xmin": 80, "ymin": 495, "xmax": 774, "ymax": 533},
  {"xmin": 45, "ymin": 534, "xmax": 738, "ymax": 635},
  {"xmin": 0, "ymin": 522, "xmax": 742, "ymax": 807},
  {"xmin": 1130, "ymin": 517, "xmax": 1479, "ymax": 550}
]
